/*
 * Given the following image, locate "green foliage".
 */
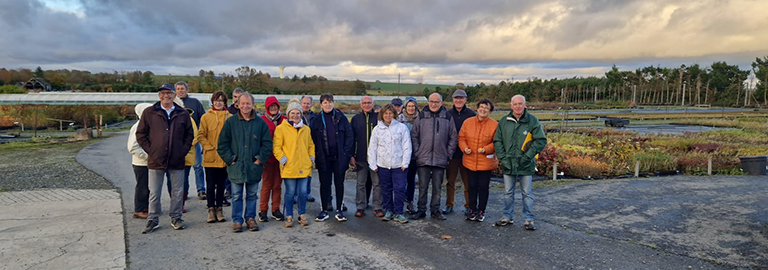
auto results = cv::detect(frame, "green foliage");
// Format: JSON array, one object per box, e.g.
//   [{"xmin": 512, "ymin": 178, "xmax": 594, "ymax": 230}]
[
  {"xmin": 632, "ymin": 150, "xmax": 676, "ymax": 172},
  {"xmin": 0, "ymin": 85, "xmax": 26, "ymax": 94}
]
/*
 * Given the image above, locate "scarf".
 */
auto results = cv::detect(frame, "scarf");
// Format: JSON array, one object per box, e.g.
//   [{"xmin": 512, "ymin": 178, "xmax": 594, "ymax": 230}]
[
  {"xmin": 267, "ymin": 111, "xmax": 283, "ymax": 126},
  {"xmin": 289, "ymin": 120, "xmax": 304, "ymax": 129}
]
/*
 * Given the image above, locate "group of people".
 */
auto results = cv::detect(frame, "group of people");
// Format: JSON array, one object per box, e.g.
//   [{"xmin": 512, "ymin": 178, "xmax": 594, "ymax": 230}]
[{"xmin": 128, "ymin": 81, "xmax": 547, "ymax": 234}]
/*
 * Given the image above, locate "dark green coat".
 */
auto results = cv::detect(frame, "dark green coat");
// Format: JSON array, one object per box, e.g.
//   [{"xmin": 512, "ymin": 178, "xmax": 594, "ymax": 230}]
[
  {"xmin": 217, "ymin": 110, "xmax": 273, "ymax": 184},
  {"xmin": 493, "ymin": 109, "xmax": 547, "ymax": 175}
]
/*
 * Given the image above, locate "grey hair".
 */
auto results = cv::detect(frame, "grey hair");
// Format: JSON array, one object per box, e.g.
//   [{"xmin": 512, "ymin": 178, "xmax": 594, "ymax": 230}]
[
  {"xmin": 174, "ymin": 81, "xmax": 189, "ymax": 91},
  {"xmin": 511, "ymin": 94, "xmax": 526, "ymax": 104},
  {"xmin": 238, "ymin": 91, "xmax": 254, "ymax": 104},
  {"xmin": 429, "ymin": 93, "xmax": 443, "ymax": 102},
  {"xmin": 233, "ymin": 88, "xmax": 245, "ymax": 95},
  {"xmin": 300, "ymin": 95, "xmax": 313, "ymax": 102}
]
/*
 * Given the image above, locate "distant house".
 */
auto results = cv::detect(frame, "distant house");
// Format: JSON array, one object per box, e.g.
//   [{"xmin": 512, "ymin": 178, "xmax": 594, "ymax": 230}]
[{"xmin": 23, "ymin": 77, "xmax": 52, "ymax": 91}]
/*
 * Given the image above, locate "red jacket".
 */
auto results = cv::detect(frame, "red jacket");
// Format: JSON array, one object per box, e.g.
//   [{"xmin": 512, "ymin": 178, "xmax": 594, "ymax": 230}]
[{"xmin": 260, "ymin": 96, "xmax": 287, "ymax": 163}]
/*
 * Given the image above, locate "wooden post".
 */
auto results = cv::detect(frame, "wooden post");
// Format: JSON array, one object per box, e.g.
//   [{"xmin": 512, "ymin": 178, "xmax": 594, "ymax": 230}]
[
  {"xmin": 708, "ymin": 156, "xmax": 712, "ymax": 175},
  {"xmin": 553, "ymin": 163, "xmax": 558, "ymax": 181},
  {"xmin": 634, "ymin": 161, "xmax": 640, "ymax": 177},
  {"xmin": 99, "ymin": 115, "xmax": 103, "ymax": 137}
]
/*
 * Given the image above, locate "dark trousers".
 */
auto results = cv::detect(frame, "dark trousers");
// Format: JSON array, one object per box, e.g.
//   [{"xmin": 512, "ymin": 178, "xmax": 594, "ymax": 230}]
[
  {"xmin": 446, "ymin": 158, "xmax": 469, "ymax": 208},
  {"xmin": 417, "ymin": 166, "xmax": 445, "ymax": 214},
  {"xmin": 467, "ymin": 170, "xmax": 491, "ymax": 212},
  {"xmin": 133, "ymin": 165, "xmax": 149, "ymax": 213},
  {"xmin": 406, "ymin": 159, "xmax": 418, "ymax": 203},
  {"xmin": 318, "ymin": 159, "xmax": 345, "ymax": 211},
  {"xmin": 378, "ymin": 167, "xmax": 407, "ymax": 214},
  {"xmin": 204, "ymin": 167, "xmax": 227, "ymax": 208}
]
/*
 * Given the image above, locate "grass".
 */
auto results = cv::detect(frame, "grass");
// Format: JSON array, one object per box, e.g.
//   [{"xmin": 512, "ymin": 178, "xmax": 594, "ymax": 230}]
[{"xmin": 0, "ymin": 136, "xmax": 105, "ymax": 151}]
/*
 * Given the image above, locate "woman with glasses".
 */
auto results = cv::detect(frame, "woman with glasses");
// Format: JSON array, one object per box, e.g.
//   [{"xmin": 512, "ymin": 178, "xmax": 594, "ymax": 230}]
[{"xmin": 197, "ymin": 91, "xmax": 232, "ymax": 223}]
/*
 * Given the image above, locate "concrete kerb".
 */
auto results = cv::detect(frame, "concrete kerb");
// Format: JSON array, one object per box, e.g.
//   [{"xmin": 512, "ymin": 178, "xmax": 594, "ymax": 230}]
[{"xmin": 0, "ymin": 189, "xmax": 126, "ymax": 270}]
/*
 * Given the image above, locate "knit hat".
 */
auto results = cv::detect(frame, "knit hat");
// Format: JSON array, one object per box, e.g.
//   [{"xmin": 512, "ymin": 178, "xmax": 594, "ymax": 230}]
[{"xmin": 286, "ymin": 98, "xmax": 302, "ymax": 114}]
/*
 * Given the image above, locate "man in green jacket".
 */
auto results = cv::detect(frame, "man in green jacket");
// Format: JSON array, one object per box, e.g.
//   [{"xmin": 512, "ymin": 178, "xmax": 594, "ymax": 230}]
[
  {"xmin": 217, "ymin": 92, "xmax": 273, "ymax": 233},
  {"xmin": 492, "ymin": 95, "xmax": 547, "ymax": 230}
]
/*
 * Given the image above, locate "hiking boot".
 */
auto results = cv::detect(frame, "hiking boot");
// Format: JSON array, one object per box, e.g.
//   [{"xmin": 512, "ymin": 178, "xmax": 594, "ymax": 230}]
[
  {"xmin": 133, "ymin": 212, "xmax": 148, "ymax": 219},
  {"xmin": 466, "ymin": 209, "xmax": 475, "ymax": 221},
  {"xmin": 232, "ymin": 222, "xmax": 243, "ymax": 233},
  {"xmin": 382, "ymin": 211, "xmax": 394, "ymax": 221},
  {"xmin": 442, "ymin": 206, "xmax": 454, "ymax": 215},
  {"xmin": 394, "ymin": 214, "xmax": 409, "ymax": 224},
  {"xmin": 171, "ymin": 218, "xmax": 185, "ymax": 230},
  {"xmin": 215, "ymin": 207, "xmax": 226, "ymax": 222},
  {"xmin": 284, "ymin": 216, "xmax": 294, "ymax": 228},
  {"xmin": 198, "ymin": 192, "xmax": 206, "ymax": 200},
  {"xmin": 207, "ymin": 207, "xmax": 216, "ymax": 223},
  {"xmin": 258, "ymin": 211, "xmax": 269, "ymax": 222},
  {"xmin": 272, "ymin": 210, "xmax": 285, "ymax": 221},
  {"xmin": 222, "ymin": 198, "xmax": 231, "ymax": 207},
  {"xmin": 524, "ymin": 221, "xmax": 536, "ymax": 231},
  {"xmin": 410, "ymin": 211, "xmax": 426, "ymax": 220},
  {"xmin": 475, "ymin": 211, "xmax": 485, "ymax": 222},
  {"xmin": 298, "ymin": 214, "xmax": 309, "ymax": 226},
  {"xmin": 315, "ymin": 211, "xmax": 329, "ymax": 222},
  {"xmin": 141, "ymin": 219, "xmax": 159, "ymax": 234},
  {"xmin": 247, "ymin": 218, "xmax": 259, "ymax": 231},
  {"xmin": 355, "ymin": 209, "xmax": 365, "ymax": 217},
  {"xmin": 431, "ymin": 212, "xmax": 446, "ymax": 220},
  {"xmin": 374, "ymin": 209, "xmax": 385, "ymax": 218},
  {"xmin": 494, "ymin": 218, "xmax": 512, "ymax": 227},
  {"xmin": 335, "ymin": 210, "xmax": 347, "ymax": 222}
]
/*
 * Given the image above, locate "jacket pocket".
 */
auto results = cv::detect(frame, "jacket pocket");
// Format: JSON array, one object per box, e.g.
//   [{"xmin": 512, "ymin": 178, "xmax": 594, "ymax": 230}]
[
  {"xmin": 203, "ymin": 149, "xmax": 218, "ymax": 163},
  {"xmin": 246, "ymin": 162, "xmax": 264, "ymax": 182},
  {"xmin": 226, "ymin": 161, "xmax": 245, "ymax": 183}
]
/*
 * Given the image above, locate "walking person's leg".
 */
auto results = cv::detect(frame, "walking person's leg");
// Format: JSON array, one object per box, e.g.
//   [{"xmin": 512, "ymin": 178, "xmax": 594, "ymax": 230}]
[
  {"xmin": 477, "ymin": 171, "xmax": 491, "ymax": 213},
  {"xmin": 520, "ymin": 175, "xmax": 535, "ymax": 222},
  {"xmin": 205, "ymin": 167, "xmax": 216, "ymax": 208},
  {"xmin": 378, "ymin": 168, "xmax": 394, "ymax": 215},
  {"xmin": 283, "ymin": 178, "xmax": 297, "ymax": 218},
  {"xmin": 231, "ymin": 183, "xmax": 244, "ymax": 224},
  {"xmin": 370, "ymin": 166, "xmax": 382, "ymax": 212},
  {"xmin": 444, "ymin": 159, "xmax": 460, "ymax": 210},
  {"xmin": 429, "ymin": 167, "xmax": 445, "ymax": 217},
  {"xmin": 245, "ymin": 182, "xmax": 259, "ymax": 222},
  {"xmin": 460, "ymin": 165, "xmax": 470, "ymax": 210},
  {"xmin": 355, "ymin": 163, "xmax": 369, "ymax": 211},
  {"xmin": 392, "ymin": 168, "xmax": 407, "ymax": 215},
  {"xmin": 297, "ymin": 177, "xmax": 308, "ymax": 216},
  {"xmin": 416, "ymin": 166, "xmax": 431, "ymax": 214},
  {"xmin": 466, "ymin": 170, "xmax": 479, "ymax": 213},
  {"xmin": 168, "ymin": 169, "xmax": 185, "ymax": 222},
  {"xmin": 147, "ymin": 169, "xmax": 165, "ymax": 222}
]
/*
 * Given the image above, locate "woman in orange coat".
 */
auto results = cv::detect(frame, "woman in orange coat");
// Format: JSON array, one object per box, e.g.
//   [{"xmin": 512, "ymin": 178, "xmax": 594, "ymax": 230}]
[{"xmin": 458, "ymin": 99, "xmax": 498, "ymax": 222}]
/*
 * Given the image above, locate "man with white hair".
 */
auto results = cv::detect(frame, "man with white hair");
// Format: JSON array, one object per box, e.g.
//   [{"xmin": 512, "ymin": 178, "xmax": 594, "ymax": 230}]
[{"xmin": 493, "ymin": 94, "xmax": 547, "ymax": 231}]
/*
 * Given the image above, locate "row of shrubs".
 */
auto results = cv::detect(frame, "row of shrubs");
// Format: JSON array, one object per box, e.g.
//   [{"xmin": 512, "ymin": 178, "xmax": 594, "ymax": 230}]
[{"xmin": 529, "ymin": 128, "xmax": 767, "ymax": 179}]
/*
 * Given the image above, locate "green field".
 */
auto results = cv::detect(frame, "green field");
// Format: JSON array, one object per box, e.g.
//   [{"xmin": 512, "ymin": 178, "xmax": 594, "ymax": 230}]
[{"xmin": 368, "ymin": 81, "xmax": 448, "ymax": 93}]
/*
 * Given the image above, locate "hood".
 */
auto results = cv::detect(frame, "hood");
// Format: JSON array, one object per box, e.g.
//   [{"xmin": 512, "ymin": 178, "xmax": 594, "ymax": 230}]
[
  {"xmin": 134, "ymin": 103, "xmax": 153, "ymax": 119},
  {"xmin": 265, "ymin": 96, "xmax": 280, "ymax": 116}
]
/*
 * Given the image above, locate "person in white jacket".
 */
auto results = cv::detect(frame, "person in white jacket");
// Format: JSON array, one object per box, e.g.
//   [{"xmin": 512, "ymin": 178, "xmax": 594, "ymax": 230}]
[
  {"xmin": 127, "ymin": 103, "xmax": 153, "ymax": 219},
  {"xmin": 368, "ymin": 104, "xmax": 412, "ymax": 224}
]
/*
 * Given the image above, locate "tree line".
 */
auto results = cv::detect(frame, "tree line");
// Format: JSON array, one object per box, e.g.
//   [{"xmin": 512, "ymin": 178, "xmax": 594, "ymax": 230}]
[{"xmin": 3, "ymin": 57, "xmax": 767, "ymax": 107}]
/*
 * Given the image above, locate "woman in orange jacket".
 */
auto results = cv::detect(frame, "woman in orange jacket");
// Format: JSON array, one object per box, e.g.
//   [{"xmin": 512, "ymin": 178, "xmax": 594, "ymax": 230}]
[{"xmin": 458, "ymin": 99, "xmax": 498, "ymax": 222}]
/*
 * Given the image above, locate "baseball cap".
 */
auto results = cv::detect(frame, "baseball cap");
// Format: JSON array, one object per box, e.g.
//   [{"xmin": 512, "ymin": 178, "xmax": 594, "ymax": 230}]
[
  {"xmin": 157, "ymin": 84, "xmax": 175, "ymax": 92},
  {"xmin": 452, "ymin": 90, "xmax": 467, "ymax": 98}
]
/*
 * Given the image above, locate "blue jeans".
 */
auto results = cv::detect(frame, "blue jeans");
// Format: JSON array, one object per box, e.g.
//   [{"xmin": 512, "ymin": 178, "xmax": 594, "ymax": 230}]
[
  {"xmin": 378, "ymin": 167, "xmax": 407, "ymax": 214},
  {"xmin": 194, "ymin": 143, "xmax": 206, "ymax": 193},
  {"xmin": 283, "ymin": 178, "xmax": 308, "ymax": 217},
  {"xmin": 502, "ymin": 175, "xmax": 534, "ymax": 221},
  {"xmin": 231, "ymin": 182, "xmax": 259, "ymax": 224}
]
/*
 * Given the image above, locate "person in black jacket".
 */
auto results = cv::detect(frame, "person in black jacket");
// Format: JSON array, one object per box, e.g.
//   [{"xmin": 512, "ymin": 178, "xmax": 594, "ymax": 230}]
[
  {"xmin": 175, "ymin": 81, "xmax": 208, "ymax": 202},
  {"xmin": 136, "ymin": 84, "xmax": 194, "ymax": 234},
  {"xmin": 444, "ymin": 90, "xmax": 476, "ymax": 216},
  {"xmin": 310, "ymin": 93, "xmax": 354, "ymax": 222},
  {"xmin": 350, "ymin": 96, "xmax": 382, "ymax": 218}
]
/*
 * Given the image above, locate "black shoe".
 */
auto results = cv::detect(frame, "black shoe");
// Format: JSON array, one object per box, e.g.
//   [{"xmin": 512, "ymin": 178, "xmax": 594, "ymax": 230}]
[
  {"xmin": 410, "ymin": 211, "xmax": 426, "ymax": 220},
  {"xmin": 475, "ymin": 211, "xmax": 485, "ymax": 222},
  {"xmin": 272, "ymin": 210, "xmax": 284, "ymax": 221},
  {"xmin": 442, "ymin": 206, "xmax": 454, "ymax": 215},
  {"xmin": 342, "ymin": 203, "xmax": 348, "ymax": 212},
  {"xmin": 142, "ymin": 219, "xmax": 159, "ymax": 234},
  {"xmin": 307, "ymin": 194, "xmax": 316, "ymax": 202},
  {"xmin": 258, "ymin": 211, "xmax": 269, "ymax": 222},
  {"xmin": 171, "ymin": 218, "xmax": 185, "ymax": 230},
  {"xmin": 431, "ymin": 212, "xmax": 446, "ymax": 220},
  {"xmin": 466, "ymin": 210, "xmax": 475, "ymax": 221},
  {"xmin": 405, "ymin": 202, "xmax": 415, "ymax": 215},
  {"xmin": 222, "ymin": 199, "xmax": 231, "ymax": 207},
  {"xmin": 198, "ymin": 192, "xmax": 206, "ymax": 200},
  {"xmin": 524, "ymin": 221, "xmax": 536, "ymax": 231}
]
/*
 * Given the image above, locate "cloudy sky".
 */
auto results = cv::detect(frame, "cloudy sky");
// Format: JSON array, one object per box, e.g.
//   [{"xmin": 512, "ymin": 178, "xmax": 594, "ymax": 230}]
[{"xmin": 1, "ymin": 0, "xmax": 766, "ymax": 85}]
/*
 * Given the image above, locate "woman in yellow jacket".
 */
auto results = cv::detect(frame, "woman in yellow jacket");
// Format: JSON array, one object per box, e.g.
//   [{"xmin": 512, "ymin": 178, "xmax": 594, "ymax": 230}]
[
  {"xmin": 458, "ymin": 99, "xmax": 498, "ymax": 222},
  {"xmin": 273, "ymin": 99, "xmax": 315, "ymax": 227},
  {"xmin": 197, "ymin": 91, "xmax": 232, "ymax": 223}
]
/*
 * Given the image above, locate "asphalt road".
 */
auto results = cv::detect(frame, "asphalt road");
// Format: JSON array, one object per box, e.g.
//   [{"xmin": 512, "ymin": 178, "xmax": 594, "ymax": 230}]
[{"xmin": 77, "ymin": 131, "xmax": 760, "ymax": 269}]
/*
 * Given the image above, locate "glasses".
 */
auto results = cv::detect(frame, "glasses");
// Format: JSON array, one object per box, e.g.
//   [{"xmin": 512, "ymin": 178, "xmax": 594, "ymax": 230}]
[{"xmin": 213, "ymin": 99, "xmax": 225, "ymax": 103}]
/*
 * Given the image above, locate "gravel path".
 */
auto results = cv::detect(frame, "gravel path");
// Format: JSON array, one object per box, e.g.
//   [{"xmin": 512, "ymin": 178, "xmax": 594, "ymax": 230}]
[{"xmin": 0, "ymin": 139, "xmax": 114, "ymax": 191}]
